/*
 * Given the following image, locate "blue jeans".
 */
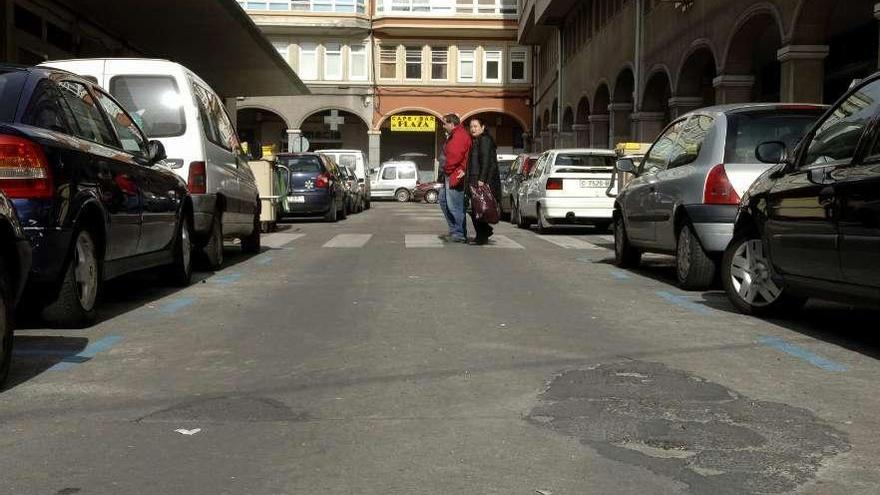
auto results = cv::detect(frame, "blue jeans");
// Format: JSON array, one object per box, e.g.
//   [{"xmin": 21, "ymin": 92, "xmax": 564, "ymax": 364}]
[
  {"xmin": 444, "ymin": 177, "xmax": 467, "ymax": 239},
  {"xmin": 438, "ymin": 180, "xmax": 455, "ymax": 234}
]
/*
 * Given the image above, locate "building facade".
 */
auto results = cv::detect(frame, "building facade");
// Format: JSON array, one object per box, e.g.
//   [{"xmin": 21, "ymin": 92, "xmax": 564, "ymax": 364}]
[
  {"xmin": 238, "ymin": 0, "xmax": 532, "ymax": 171},
  {"xmin": 520, "ymin": 0, "xmax": 880, "ymax": 151}
]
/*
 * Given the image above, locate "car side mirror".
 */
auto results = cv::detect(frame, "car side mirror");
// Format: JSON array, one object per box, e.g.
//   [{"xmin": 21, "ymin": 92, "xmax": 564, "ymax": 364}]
[
  {"xmin": 616, "ymin": 158, "xmax": 636, "ymax": 174},
  {"xmin": 147, "ymin": 140, "xmax": 166, "ymax": 164},
  {"xmin": 755, "ymin": 141, "xmax": 788, "ymax": 164}
]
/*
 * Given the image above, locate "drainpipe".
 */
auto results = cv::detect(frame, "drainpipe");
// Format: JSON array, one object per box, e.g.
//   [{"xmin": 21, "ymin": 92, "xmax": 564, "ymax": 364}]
[{"xmin": 633, "ymin": 0, "xmax": 643, "ymax": 129}]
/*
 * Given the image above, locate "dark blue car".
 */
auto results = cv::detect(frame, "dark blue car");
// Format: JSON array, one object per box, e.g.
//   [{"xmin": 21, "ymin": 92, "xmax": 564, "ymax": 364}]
[
  {"xmin": 0, "ymin": 66, "xmax": 193, "ymax": 328},
  {"xmin": 0, "ymin": 190, "xmax": 32, "ymax": 385},
  {"xmin": 276, "ymin": 153, "xmax": 347, "ymax": 222}
]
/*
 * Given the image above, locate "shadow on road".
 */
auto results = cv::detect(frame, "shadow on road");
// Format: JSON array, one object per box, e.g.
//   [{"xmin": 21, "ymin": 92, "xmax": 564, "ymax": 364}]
[{"xmin": 6, "ymin": 335, "xmax": 89, "ymax": 390}]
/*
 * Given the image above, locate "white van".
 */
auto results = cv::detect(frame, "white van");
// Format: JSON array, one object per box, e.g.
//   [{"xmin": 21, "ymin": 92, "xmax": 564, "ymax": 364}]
[
  {"xmin": 316, "ymin": 149, "xmax": 370, "ymax": 209},
  {"xmin": 370, "ymin": 160, "xmax": 420, "ymax": 202},
  {"xmin": 40, "ymin": 58, "xmax": 261, "ymax": 268}
]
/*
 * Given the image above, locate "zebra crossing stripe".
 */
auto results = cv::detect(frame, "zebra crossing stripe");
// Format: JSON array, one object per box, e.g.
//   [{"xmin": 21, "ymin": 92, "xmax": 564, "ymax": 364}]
[
  {"xmin": 405, "ymin": 234, "xmax": 444, "ymax": 248},
  {"xmin": 323, "ymin": 234, "xmax": 373, "ymax": 248},
  {"xmin": 481, "ymin": 235, "xmax": 525, "ymax": 249},
  {"xmin": 262, "ymin": 233, "xmax": 306, "ymax": 248},
  {"xmin": 536, "ymin": 235, "xmax": 605, "ymax": 250}
]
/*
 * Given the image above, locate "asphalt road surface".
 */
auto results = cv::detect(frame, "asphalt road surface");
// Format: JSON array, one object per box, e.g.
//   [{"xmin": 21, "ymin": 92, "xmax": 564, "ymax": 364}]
[{"xmin": 2, "ymin": 202, "xmax": 879, "ymax": 495}]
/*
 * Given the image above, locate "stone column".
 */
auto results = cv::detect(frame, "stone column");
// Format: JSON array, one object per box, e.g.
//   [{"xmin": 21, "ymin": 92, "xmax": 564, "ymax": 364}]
[
  {"xmin": 572, "ymin": 124, "xmax": 589, "ymax": 148},
  {"xmin": 588, "ymin": 115, "xmax": 610, "ymax": 149},
  {"xmin": 713, "ymin": 75, "xmax": 755, "ymax": 104},
  {"xmin": 668, "ymin": 97, "xmax": 704, "ymax": 119},
  {"xmin": 286, "ymin": 129, "xmax": 302, "ymax": 153},
  {"xmin": 368, "ymin": 130, "xmax": 381, "ymax": 168},
  {"xmin": 608, "ymin": 103, "xmax": 633, "ymax": 147},
  {"xmin": 540, "ymin": 130, "xmax": 551, "ymax": 151},
  {"xmin": 548, "ymin": 124, "xmax": 559, "ymax": 149},
  {"xmin": 631, "ymin": 112, "xmax": 667, "ymax": 143},
  {"xmin": 778, "ymin": 45, "xmax": 829, "ymax": 103}
]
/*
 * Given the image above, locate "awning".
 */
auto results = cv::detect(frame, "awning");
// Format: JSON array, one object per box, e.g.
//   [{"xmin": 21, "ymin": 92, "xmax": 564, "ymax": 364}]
[{"xmin": 60, "ymin": 0, "xmax": 308, "ymax": 97}]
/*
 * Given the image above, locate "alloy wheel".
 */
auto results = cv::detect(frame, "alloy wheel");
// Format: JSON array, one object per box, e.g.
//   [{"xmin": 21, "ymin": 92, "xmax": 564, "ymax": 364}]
[
  {"xmin": 74, "ymin": 231, "xmax": 98, "ymax": 311},
  {"xmin": 729, "ymin": 239, "xmax": 782, "ymax": 307},
  {"xmin": 181, "ymin": 220, "xmax": 192, "ymax": 274},
  {"xmin": 677, "ymin": 228, "xmax": 692, "ymax": 280}
]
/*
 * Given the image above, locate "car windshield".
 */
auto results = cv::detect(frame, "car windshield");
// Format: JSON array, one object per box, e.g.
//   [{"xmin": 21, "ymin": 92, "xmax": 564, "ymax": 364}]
[
  {"xmin": 554, "ymin": 154, "xmax": 615, "ymax": 168},
  {"xmin": 109, "ymin": 76, "xmax": 186, "ymax": 138},
  {"xmin": 0, "ymin": 70, "xmax": 27, "ymax": 123},
  {"xmin": 724, "ymin": 109, "xmax": 824, "ymax": 163},
  {"xmin": 279, "ymin": 155, "xmax": 323, "ymax": 173},
  {"xmin": 498, "ymin": 160, "xmax": 514, "ymax": 179}
]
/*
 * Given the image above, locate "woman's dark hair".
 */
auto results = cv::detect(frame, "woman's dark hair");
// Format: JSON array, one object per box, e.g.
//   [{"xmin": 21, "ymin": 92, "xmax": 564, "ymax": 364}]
[{"xmin": 443, "ymin": 114, "xmax": 460, "ymax": 125}]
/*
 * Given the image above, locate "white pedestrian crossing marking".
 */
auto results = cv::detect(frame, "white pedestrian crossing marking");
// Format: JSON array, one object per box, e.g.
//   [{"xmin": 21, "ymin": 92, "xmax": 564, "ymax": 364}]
[
  {"xmin": 536, "ymin": 235, "xmax": 605, "ymax": 250},
  {"xmin": 324, "ymin": 234, "xmax": 373, "ymax": 248},
  {"xmin": 405, "ymin": 234, "xmax": 444, "ymax": 248},
  {"xmin": 481, "ymin": 235, "xmax": 525, "ymax": 249},
  {"xmin": 262, "ymin": 233, "xmax": 306, "ymax": 248}
]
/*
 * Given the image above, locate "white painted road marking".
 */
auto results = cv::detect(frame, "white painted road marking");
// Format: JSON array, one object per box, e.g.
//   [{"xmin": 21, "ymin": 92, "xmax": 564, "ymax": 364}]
[
  {"xmin": 262, "ymin": 233, "xmax": 306, "ymax": 248},
  {"xmin": 405, "ymin": 234, "xmax": 444, "ymax": 248},
  {"xmin": 481, "ymin": 235, "xmax": 525, "ymax": 249},
  {"xmin": 536, "ymin": 235, "xmax": 605, "ymax": 250},
  {"xmin": 324, "ymin": 234, "xmax": 373, "ymax": 248}
]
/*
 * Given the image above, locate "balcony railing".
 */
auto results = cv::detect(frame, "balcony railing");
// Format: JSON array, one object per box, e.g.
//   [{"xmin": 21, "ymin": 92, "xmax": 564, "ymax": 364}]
[
  {"xmin": 375, "ymin": 0, "xmax": 518, "ymax": 16},
  {"xmin": 237, "ymin": 0, "xmax": 367, "ymax": 13}
]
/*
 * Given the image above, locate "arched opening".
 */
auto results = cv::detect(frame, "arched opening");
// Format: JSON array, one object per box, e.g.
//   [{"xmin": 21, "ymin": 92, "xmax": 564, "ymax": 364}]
[
  {"xmin": 541, "ymin": 108, "xmax": 551, "ymax": 151},
  {"xmin": 380, "ymin": 110, "xmax": 444, "ymax": 182},
  {"xmin": 300, "ymin": 109, "xmax": 370, "ymax": 153},
  {"xmin": 551, "ymin": 98, "xmax": 559, "ymax": 127},
  {"xmin": 592, "ymin": 84, "xmax": 611, "ymax": 148},
  {"xmin": 640, "ymin": 70, "xmax": 672, "ymax": 141},
  {"xmin": 677, "ymin": 46, "xmax": 717, "ymax": 111},
  {"xmin": 561, "ymin": 106, "xmax": 575, "ymax": 148},
  {"xmin": 576, "ymin": 96, "xmax": 591, "ymax": 147},
  {"xmin": 724, "ymin": 10, "xmax": 782, "ymax": 102},
  {"xmin": 612, "ymin": 68, "xmax": 635, "ymax": 144},
  {"xmin": 237, "ymin": 107, "xmax": 288, "ymax": 157},
  {"xmin": 465, "ymin": 112, "xmax": 526, "ymax": 155},
  {"xmin": 542, "ymin": 109, "xmax": 551, "ymax": 130}
]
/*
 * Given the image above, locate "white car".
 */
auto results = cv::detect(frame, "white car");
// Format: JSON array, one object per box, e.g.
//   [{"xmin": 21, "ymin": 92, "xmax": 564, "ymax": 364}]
[
  {"xmin": 41, "ymin": 58, "xmax": 261, "ymax": 269},
  {"xmin": 369, "ymin": 160, "xmax": 419, "ymax": 202},
  {"xmin": 316, "ymin": 149, "xmax": 371, "ymax": 209},
  {"xmin": 513, "ymin": 149, "xmax": 617, "ymax": 233}
]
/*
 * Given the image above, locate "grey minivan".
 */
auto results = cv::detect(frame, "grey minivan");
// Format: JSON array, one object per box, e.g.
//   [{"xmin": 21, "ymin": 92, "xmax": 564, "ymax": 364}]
[{"xmin": 612, "ymin": 103, "xmax": 826, "ymax": 289}]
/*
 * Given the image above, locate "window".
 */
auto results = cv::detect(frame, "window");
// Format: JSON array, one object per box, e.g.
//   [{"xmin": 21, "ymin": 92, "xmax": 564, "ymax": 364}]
[
  {"xmin": 724, "ymin": 109, "xmax": 824, "ymax": 164},
  {"xmin": 278, "ymin": 155, "xmax": 322, "ymax": 173},
  {"xmin": 94, "ymin": 90, "xmax": 148, "ymax": 155},
  {"xmin": 510, "ymin": 48, "xmax": 527, "ymax": 82},
  {"xmin": 483, "ymin": 48, "xmax": 502, "ymax": 83},
  {"xmin": 554, "ymin": 154, "xmax": 615, "ymax": 168},
  {"xmin": 380, "ymin": 46, "xmax": 397, "ymax": 79},
  {"xmin": 382, "ymin": 166, "xmax": 397, "ymax": 180},
  {"xmin": 22, "ymin": 79, "xmax": 73, "ymax": 134},
  {"xmin": 109, "ymin": 76, "xmax": 186, "ymax": 138},
  {"xmin": 350, "ymin": 45, "xmax": 368, "ymax": 80},
  {"xmin": 299, "ymin": 43, "xmax": 318, "ymax": 80},
  {"xmin": 458, "ymin": 48, "xmax": 475, "ymax": 82},
  {"xmin": 272, "ymin": 40, "xmax": 289, "ymax": 62},
  {"xmin": 803, "ymin": 80, "xmax": 880, "ymax": 166},
  {"xmin": 190, "ymin": 80, "xmax": 220, "ymax": 145},
  {"xmin": 405, "ymin": 46, "xmax": 423, "ymax": 80},
  {"xmin": 57, "ymin": 81, "xmax": 117, "ymax": 147},
  {"xmin": 640, "ymin": 119, "xmax": 686, "ymax": 175},
  {"xmin": 324, "ymin": 43, "xmax": 343, "ymax": 80},
  {"xmin": 339, "ymin": 154, "xmax": 358, "ymax": 168},
  {"xmin": 399, "ymin": 167, "xmax": 416, "ymax": 179},
  {"xmin": 668, "ymin": 115, "xmax": 714, "ymax": 169},
  {"xmin": 431, "ymin": 47, "xmax": 448, "ymax": 81},
  {"xmin": 190, "ymin": 80, "xmax": 238, "ymax": 152}
]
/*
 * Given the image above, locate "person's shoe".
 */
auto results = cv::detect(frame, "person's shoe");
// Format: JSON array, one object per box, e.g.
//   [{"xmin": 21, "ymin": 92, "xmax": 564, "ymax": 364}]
[
  {"xmin": 450, "ymin": 235, "xmax": 468, "ymax": 243},
  {"xmin": 471, "ymin": 236, "xmax": 489, "ymax": 245},
  {"xmin": 438, "ymin": 234, "xmax": 452, "ymax": 242}
]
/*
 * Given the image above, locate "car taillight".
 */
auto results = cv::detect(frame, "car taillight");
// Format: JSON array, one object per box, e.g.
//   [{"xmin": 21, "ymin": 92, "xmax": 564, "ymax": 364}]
[
  {"xmin": 546, "ymin": 178, "xmax": 563, "ymax": 190},
  {"xmin": 187, "ymin": 161, "xmax": 207, "ymax": 194},
  {"xmin": 704, "ymin": 164, "xmax": 741, "ymax": 205},
  {"xmin": 0, "ymin": 135, "xmax": 53, "ymax": 199},
  {"xmin": 315, "ymin": 172, "xmax": 330, "ymax": 189}
]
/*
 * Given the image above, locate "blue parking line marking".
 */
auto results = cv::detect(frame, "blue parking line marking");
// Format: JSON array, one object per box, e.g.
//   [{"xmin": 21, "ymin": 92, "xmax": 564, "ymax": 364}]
[
  {"xmin": 48, "ymin": 335, "xmax": 123, "ymax": 371},
  {"xmin": 256, "ymin": 256, "xmax": 274, "ymax": 265},
  {"xmin": 161, "ymin": 297, "xmax": 195, "ymax": 315},
  {"xmin": 759, "ymin": 336, "xmax": 847, "ymax": 372},
  {"xmin": 610, "ymin": 270, "xmax": 630, "ymax": 280},
  {"xmin": 213, "ymin": 273, "xmax": 242, "ymax": 285},
  {"xmin": 656, "ymin": 291, "xmax": 713, "ymax": 316}
]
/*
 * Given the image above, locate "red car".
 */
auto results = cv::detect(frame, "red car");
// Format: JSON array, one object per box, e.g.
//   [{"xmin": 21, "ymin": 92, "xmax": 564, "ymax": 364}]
[{"xmin": 412, "ymin": 181, "xmax": 442, "ymax": 204}]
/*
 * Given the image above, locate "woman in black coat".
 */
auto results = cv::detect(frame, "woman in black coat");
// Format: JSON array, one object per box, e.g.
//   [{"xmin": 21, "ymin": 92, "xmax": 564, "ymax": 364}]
[{"xmin": 467, "ymin": 117, "xmax": 501, "ymax": 245}]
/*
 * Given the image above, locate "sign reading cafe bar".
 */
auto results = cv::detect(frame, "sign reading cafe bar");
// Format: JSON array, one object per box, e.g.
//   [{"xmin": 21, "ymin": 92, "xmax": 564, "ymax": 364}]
[{"xmin": 390, "ymin": 115, "xmax": 437, "ymax": 132}]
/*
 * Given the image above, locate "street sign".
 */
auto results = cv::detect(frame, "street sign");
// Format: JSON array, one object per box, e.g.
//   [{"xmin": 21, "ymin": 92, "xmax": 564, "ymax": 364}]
[
  {"xmin": 291, "ymin": 135, "xmax": 310, "ymax": 152},
  {"xmin": 390, "ymin": 115, "xmax": 436, "ymax": 132}
]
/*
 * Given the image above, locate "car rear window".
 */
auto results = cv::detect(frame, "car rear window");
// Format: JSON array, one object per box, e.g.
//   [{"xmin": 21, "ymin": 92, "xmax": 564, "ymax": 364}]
[
  {"xmin": 498, "ymin": 160, "xmax": 514, "ymax": 179},
  {"xmin": 0, "ymin": 70, "xmax": 27, "ymax": 123},
  {"xmin": 338, "ymin": 154, "xmax": 358, "ymax": 168},
  {"xmin": 279, "ymin": 155, "xmax": 323, "ymax": 173},
  {"xmin": 724, "ymin": 109, "xmax": 824, "ymax": 163},
  {"xmin": 109, "ymin": 75, "xmax": 186, "ymax": 138},
  {"xmin": 554, "ymin": 154, "xmax": 615, "ymax": 168}
]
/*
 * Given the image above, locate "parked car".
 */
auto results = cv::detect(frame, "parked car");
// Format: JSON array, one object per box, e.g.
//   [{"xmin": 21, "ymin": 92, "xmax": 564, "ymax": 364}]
[
  {"xmin": 0, "ymin": 190, "xmax": 32, "ymax": 385},
  {"xmin": 0, "ymin": 66, "xmax": 193, "ymax": 327},
  {"xmin": 276, "ymin": 153, "xmax": 347, "ymax": 222},
  {"xmin": 612, "ymin": 104, "xmax": 827, "ymax": 290},
  {"xmin": 514, "ymin": 149, "xmax": 618, "ymax": 233},
  {"xmin": 413, "ymin": 181, "xmax": 442, "ymax": 204},
  {"xmin": 722, "ymin": 76, "xmax": 880, "ymax": 315},
  {"xmin": 316, "ymin": 149, "xmax": 370, "ymax": 209},
  {"xmin": 370, "ymin": 160, "xmax": 419, "ymax": 202},
  {"xmin": 340, "ymin": 164, "xmax": 364, "ymax": 214},
  {"xmin": 502, "ymin": 153, "xmax": 540, "ymax": 220},
  {"xmin": 41, "ymin": 59, "xmax": 262, "ymax": 269}
]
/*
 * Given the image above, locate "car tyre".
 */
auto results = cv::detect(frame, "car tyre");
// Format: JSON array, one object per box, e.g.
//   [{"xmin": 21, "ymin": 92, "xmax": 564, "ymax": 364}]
[
  {"xmin": 164, "ymin": 213, "xmax": 193, "ymax": 286},
  {"xmin": 395, "ymin": 189, "xmax": 412, "ymax": 203},
  {"xmin": 241, "ymin": 211, "xmax": 261, "ymax": 254},
  {"xmin": 722, "ymin": 234, "xmax": 806, "ymax": 316},
  {"xmin": 364, "ymin": 197, "xmax": 371, "ymax": 210},
  {"xmin": 324, "ymin": 199, "xmax": 338, "ymax": 222},
  {"xmin": 425, "ymin": 190, "xmax": 439, "ymax": 204},
  {"xmin": 614, "ymin": 214, "xmax": 641, "ymax": 268},
  {"xmin": 201, "ymin": 213, "xmax": 224, "ymax": 270},
  {"xmin": 676, "ymin": 223, "xmax": 716, "ymax": 290},
  {"xmin": 339, "ymin": 198, "xmax": 348, "ymax": 220},
  {"xmin": 42, "ymin": 228, "xmax": 100, "ymax": 328},
  {"xmin": 0, "ymin": 258, "xmax": 12, "ymax": 387},
  {"xmin": 516, "ymin": 203, "xmax": 530, "ymax": 229}
]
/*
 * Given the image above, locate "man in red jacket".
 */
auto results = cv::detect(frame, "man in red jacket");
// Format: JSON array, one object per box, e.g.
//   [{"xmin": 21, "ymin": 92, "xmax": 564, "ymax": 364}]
[{"xmin": 441, "ymin": 114, "xmax": 471, "ymax": 242}]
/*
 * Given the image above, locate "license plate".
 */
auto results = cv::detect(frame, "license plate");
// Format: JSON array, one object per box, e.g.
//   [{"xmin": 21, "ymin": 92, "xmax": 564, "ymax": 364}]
[
  {"xmin": 580, "ymin": 179, "xmax": 609, "ymax": 188},
  {"xmin": 289, "ymin": 195, "xmax": 305, "ymax": 204}
]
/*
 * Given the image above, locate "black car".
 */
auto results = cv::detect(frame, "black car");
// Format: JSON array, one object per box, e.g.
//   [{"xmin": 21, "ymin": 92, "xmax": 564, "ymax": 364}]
[
  {"xmin": 276, "ymin": 153, "xmax": 347, "ymax": 222},
  {"xmin": 722, "ymin": 73, "xmax": 880, "ymax": 315},
  {"xmin": 0, "ymin": 190, "xmax": 31, "ymax": 385},
  {"xmin": 0, "ymin": 66, "xmax": 193, "ymax": 328}
]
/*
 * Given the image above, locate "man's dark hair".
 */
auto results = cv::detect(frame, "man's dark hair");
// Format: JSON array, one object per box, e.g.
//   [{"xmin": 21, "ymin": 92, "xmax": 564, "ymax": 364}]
[{"xmin": 443, "ymin": 114, "xmax": 460, "ymax": 125}]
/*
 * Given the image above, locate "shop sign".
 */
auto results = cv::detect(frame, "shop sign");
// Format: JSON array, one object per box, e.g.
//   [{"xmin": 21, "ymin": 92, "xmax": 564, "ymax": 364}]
[{"xmin": 390, "ymin": 115, "xmax": 436, "ymax": 132}]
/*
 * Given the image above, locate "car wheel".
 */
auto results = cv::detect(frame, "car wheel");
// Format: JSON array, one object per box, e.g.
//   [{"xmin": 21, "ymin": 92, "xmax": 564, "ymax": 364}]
[
  {"xmin": 516, "ymin": 203, "xmax": 530, "ymax": 229},
  {"xmin": 395, "ymin": 189, "xmax": 412, "ymax": 202},
  {"xmin": 722, "ymin": 234, "xmax": 806, "ymax": 316},
  {"xmin": 0, "ymin": 258, "xmax": 12, "ymax": 387},
  {"xmin": 164, "ymin": 212, "xmax": 193, "ymax": 286},
  {"xmin": 614, "ymin": 214, "xmax": 641, "ymax": 268},
  {"xmin": 200, "ymin": 213, "xmax": 224, "ymax": 270},
  {"xmin": 676, "ymin": 223, "xmax": 716, "ymax": 290},
  {"xmin": 425, "ymin": 190, "xmax": 439, "ymax": 204},
  {"xmin": 364, "ymin": 197, "xmax": 371, "ymax": 210},
  {"xmin": 324, "ymin": 199, "xmax": 338, "ymax": 222},
  {"xmin": 42, "ymin": 228, "xmax": 101, "ymax": 328},
  {"xmin": 241, "ymin": 211, "xmax": 261, "ymax": 254},
  {"xmin": 536, "ymin": 205, "xmax": 551, "ymax": 234},
  {"xmin": 339, "ymin": 197, "xmax": 348, "ymax": 220}
]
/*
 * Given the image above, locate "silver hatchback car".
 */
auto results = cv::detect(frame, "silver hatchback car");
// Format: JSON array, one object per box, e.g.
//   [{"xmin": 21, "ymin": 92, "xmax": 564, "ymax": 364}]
[{"xmin": 613, "ymin": 103, "xmax": 826, "ymax": 289}]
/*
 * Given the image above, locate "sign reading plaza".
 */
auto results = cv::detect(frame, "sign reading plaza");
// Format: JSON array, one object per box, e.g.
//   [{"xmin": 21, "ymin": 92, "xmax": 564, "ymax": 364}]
[{"xmin": 390, "ymin": 115, "xmax": 437, "ymax": 132}]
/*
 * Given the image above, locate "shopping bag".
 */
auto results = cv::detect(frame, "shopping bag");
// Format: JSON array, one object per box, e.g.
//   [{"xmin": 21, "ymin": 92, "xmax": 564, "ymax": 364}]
[{"xmin": 469, "ymin": 183, "xmax": 500, "ymax": 224}]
